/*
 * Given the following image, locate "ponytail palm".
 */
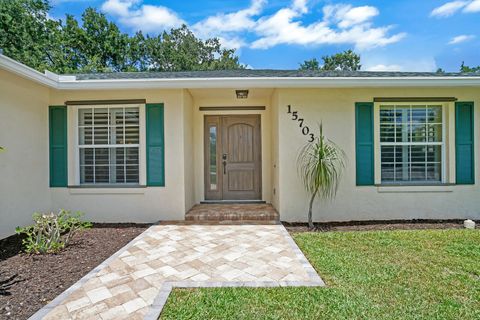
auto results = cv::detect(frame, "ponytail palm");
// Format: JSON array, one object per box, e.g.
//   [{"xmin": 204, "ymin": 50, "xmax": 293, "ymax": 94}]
[{"xmin": 297, "ymin": 124, "xmax": 346, "ymax": 229}]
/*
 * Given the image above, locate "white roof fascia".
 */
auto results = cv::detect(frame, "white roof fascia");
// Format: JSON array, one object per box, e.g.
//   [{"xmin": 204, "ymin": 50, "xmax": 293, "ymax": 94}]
[
  {"xmin": 0, "ymin": 54, "xmax": 58, "ymax": 87},
  {"xmin": 44, "ymin": 70, "xmax": 76, "ymax": 82},
  {"xmin": 2, "ymin": 54, "xmax": 480, "ymax": 90},
  {"xmin": 57, "ymin": 77, "xmax": 480, "ymax": 90}
]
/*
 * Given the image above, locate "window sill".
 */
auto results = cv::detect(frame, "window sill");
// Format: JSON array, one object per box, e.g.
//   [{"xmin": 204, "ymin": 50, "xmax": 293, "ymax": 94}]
[
  {"xmin": 68, "ymin": 185, "xmax": 147, "ymax": 195},
  {"xmin": 376, "ymin": 184, "xmax": 454, "ymax": 193}
]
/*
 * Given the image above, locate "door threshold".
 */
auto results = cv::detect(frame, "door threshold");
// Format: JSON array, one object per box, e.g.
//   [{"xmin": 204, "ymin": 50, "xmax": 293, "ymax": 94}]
[{"xmin": 200, "ymin": 200, "xmax": 266, "ymax": 204}]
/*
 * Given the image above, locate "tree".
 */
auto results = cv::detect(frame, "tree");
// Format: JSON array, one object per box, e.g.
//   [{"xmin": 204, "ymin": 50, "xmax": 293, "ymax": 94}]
[
  {"xmin": 299, "ymin": 58, "xmax": 320, "ymax": 70},
  {"xmin": 436, "ymin": 68, "xmax": 445, "ymax": 74},
  {"xmin": 299, "ymin": 50, "xmax": 361, "ymax": 71},
  {"xmin": 145, "ymin": 25, "xmax": 242, "ymax": 72},
  {"xmin": 297, "ymin": 124, "xmax": 346, "ymax": 229},
  {"xmin": 460, "ymin": 61, "xmax": 480, "ymax": 73},
  {"xmin": 0, "ymin": 0, "xmax": 57, "ymax": 71},
  {"xmin": 0, "ymin": 1, "xmax": 243, "ymax": 73},
  {"xmin": 51, "ymin": 9, "xmax": 136, "ymax": 73},
  {"xmin": 322, "ymin": 50, "xmax": 361, "ymax": 71}
]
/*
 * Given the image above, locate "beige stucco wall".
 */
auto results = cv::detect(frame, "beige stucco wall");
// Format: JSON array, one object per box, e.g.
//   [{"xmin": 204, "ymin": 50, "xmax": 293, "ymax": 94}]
[
  {"xmin": 190, "ymin": 89, "xmax": 273, "ymax": 203},
  {"xmin": 0, "ymin": 70, "xmax": 51, "ymax": 239},
  {"xmin": 182, "ymin": 90, "xmax": 195, "ymax": 212},
  {"xmin": 276, "ymin": 87, "xmax": 480, "ymax": 222},
  {"xmin": 48, "ymin": 88, "xmax": 189, "ymax": 223},
  {"xmin": 2, "ymin": 62, "xmax": 480, "ymax": 238},
  {"xmin": 270, "ymin": 90, "xmax": 280, "ymax": 210}
]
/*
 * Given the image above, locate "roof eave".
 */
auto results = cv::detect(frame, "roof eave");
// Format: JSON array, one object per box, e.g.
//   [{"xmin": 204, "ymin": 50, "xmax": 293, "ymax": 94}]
[
  {"xmin": 0, "ymin": 54, "xmax": 58, "ymax": 88},
  {"xmin": 58, "ymin": 77, "xmax": 480, "ymax": 90},
  {"xmin": 2, "ymin": 54, "xmax": 480, "ymax": 89}
]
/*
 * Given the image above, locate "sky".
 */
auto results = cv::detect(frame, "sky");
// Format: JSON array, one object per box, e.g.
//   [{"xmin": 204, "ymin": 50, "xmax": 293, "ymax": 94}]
[{"xmin": 49, "ymin": 0, "xmax": 480, "ymax": 71}]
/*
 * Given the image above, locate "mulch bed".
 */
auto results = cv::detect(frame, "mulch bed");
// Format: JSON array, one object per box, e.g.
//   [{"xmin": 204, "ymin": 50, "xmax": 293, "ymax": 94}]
[
  {"xmin": 283, "ymin": 219, "xmax": 467, "ymax": 233},
  {"xmin": 0, "ymin": 223, "xmax": 149, "ymax": 320}
]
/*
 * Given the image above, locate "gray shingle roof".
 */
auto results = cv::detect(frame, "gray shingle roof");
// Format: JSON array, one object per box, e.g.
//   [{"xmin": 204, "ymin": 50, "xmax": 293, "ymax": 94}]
[{"xmin": 72, "ymin": 69, "xmax": 480, "ymax": 80}]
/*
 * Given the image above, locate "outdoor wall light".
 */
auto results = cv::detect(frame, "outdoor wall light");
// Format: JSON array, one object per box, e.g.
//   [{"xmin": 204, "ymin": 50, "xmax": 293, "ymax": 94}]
[{"xmin": 235, "ymin": 89, "xmax": 249, "ymax": 99}]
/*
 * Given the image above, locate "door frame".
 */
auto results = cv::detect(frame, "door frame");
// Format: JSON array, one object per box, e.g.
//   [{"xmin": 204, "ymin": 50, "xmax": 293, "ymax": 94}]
[{"xmin": 204, "ymin": 114, "xmax": 262, "ymax": 201}]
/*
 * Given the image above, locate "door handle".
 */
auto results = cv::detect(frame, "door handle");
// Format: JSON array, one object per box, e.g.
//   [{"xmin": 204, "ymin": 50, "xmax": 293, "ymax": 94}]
[{"xmin": 222, "ymin": 154, "xmax": 228, "ymax": 174}]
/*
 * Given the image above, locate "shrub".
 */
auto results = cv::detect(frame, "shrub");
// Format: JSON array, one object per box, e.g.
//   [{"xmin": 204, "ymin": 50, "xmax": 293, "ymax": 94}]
[{"xmin": 15, "ymin": 210, "xmax": 91, "ymax": 254}]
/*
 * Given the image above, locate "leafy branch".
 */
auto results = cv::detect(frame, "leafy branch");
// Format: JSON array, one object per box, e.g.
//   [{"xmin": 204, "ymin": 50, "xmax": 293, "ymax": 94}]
[
  {"xmin": 0, "ymin": 1, "xmax": 244, "ymax": 74},
  {"xmin": 16, "ymin": 210, "xmax": 91, "ymax": 254}
]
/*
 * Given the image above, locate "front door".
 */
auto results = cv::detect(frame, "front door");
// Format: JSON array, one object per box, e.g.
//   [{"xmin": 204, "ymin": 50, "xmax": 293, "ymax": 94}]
[{"xmin": 204, "ymin": 115, "xmax": 262, "ymax": 200}]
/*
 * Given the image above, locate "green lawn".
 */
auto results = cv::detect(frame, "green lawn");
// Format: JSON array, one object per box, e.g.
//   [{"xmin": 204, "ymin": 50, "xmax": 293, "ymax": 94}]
[{"xmin": 161, "ymin": 229, "xmax": 480, "ymax": 320}]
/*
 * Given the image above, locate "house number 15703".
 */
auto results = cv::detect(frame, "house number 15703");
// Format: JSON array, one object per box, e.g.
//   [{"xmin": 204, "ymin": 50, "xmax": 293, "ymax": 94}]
[{"xmin": 287, "ymin": 105, "xmax": 315, "ymax": 142}]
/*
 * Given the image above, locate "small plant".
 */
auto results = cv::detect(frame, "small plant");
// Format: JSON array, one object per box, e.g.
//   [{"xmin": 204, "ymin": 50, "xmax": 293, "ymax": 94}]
[
  {"xmin": 15, "ymin": 210, "xmax": 91, "ymax": 254},
  {"xmin": 297, "ymin": 124, "xmax": 346, "ymax": 229}
]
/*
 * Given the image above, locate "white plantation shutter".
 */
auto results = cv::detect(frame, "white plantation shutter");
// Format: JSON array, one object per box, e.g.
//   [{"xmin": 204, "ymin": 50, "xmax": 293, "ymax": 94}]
[
  {"xmin": 78, "ymin": 106, "xmax": 140, "ymax": 184},
  {"xmin": 380, "ymin": 104, "xmax": 443, "ymax": 183}
]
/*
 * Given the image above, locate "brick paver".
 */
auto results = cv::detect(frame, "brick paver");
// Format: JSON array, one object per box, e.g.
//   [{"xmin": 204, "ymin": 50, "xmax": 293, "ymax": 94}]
[
  {"xmin": 185, "ymin": 203, "xmax": 279, "ymax": 222},
  {"xmin": 30, "ymin": 225, "xmax": 324, "ymax": 320}
]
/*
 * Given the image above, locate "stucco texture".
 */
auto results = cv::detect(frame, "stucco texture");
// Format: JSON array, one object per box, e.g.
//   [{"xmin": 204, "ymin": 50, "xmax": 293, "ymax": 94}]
[
  {"xmin": 0, "ymin": 70, "xmax": 51, "ymax": 239},
  {"xmin": 275, "ymin": 88, "xmax": 480, "ymax": 222},
  {"xmin": 49, "ymin": 89, "xmax": 190, "ymax": 224},
  {"xmin": 1, "ymin": 64, "xmax": 480, "ymax": 239}
]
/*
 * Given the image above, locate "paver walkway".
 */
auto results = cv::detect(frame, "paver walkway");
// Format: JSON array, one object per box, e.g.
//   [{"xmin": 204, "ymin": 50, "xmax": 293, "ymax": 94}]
[{"xmin": 30, "ymin": 225, "xmax": 324, "ymax": 320}]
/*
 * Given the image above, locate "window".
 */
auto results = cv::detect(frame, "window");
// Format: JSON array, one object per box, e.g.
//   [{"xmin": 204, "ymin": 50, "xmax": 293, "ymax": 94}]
[
  {"xmin": 209, "ymin": 125, "xmax": 217, "ymax": 190},
  {"xmin": 78, "ymin": 106, "xmax": 140, "ymax": 184},
  {"xmin": 380, "ymin": 104, "xmax": 443, "ymax": 184}
]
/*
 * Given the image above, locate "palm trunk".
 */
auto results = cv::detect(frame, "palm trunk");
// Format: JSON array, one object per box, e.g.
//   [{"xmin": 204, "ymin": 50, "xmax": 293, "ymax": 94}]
[{"xmin": 308, "ymin": 189, "xmax": 318, "ymax": 229}]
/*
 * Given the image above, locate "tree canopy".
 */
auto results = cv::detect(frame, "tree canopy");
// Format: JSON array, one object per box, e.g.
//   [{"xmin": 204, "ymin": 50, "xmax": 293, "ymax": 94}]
[
  {"xmin": 460, "ymin": 62, "xmax": 480, "ymax": 73},
  {"xmin": 299, "ymin": 58, "xmax": 321, "ymax": 71},
  {"xmin": 0, "ymin": 0, "xmax": 243, "ymax": 73},
  {"xmin": 299, "ymin": 50, "xmax": 361, "ymax": 71}
]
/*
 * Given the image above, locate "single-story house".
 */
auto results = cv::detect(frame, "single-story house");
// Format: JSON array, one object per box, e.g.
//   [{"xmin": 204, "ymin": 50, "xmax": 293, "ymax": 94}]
[{"xmin": 1, "ymin": 53, "xmax": 479, "ymax": 238}]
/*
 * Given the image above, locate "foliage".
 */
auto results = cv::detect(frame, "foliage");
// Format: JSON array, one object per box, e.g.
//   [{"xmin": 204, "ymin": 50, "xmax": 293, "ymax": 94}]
[
  {"xmin": 299, "ymin": 50, "xmax": 361, "ymax": 71},
  {"xmin": 322, "ymin": 49, "xmax": 361, "ymax": 71},
  {"xmin": 460, "ymin": 61, "xmax": 480, "ymax": 73},
  {"xmin": 0, "ymin": 0, "xmax": 57, "ymax": 71},
  {"xmin": 298, "ymin": 57, "xmax": 320, "ymax": 70},
  {"xmin": 50, "ymin": 8, "xmax": 138, "ymax": 73},
  {"xmin": 15, "ymin": 210, "xmax": 91, "ymax": 254},
  {"xmin": 163, "ymin": 230, "xmax": 480, "ymax": 320},
  {"xmin": 297, "ymin": 124, "xmax": 346, "ymax": 228},
  {"xmin": 144, "ymin": 25, "xmax": 242, "ymax": 72},
  {"xmin": 0, "ymin": 1, "xmax": 243, "ymax": 73},
  {"xmin": 436, "ymin": 68, "xmax": 445, "ymax": 74}
]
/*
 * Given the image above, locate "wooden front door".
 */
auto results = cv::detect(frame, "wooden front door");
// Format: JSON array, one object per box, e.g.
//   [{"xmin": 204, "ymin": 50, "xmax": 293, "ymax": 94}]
[{"xmin": 204, "ymin": 115, "xmax": 262, "ymax": 200}]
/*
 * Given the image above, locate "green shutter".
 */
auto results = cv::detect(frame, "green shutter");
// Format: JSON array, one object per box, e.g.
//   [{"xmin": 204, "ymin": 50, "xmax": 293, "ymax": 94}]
[
  {"xmin": 146, "ymin": 103, "xmax": 165, "ymax": 186},
  {"xmin": 355, "ymin": 102, "xmax": 375, "ymax": 185},
  {"xmin": 455, "ymin": 101, "xmax": 475, "ymax": 184},
  {"xmin": 49, "ymin": 106, "xmax": 67, "ymax": 187}
]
